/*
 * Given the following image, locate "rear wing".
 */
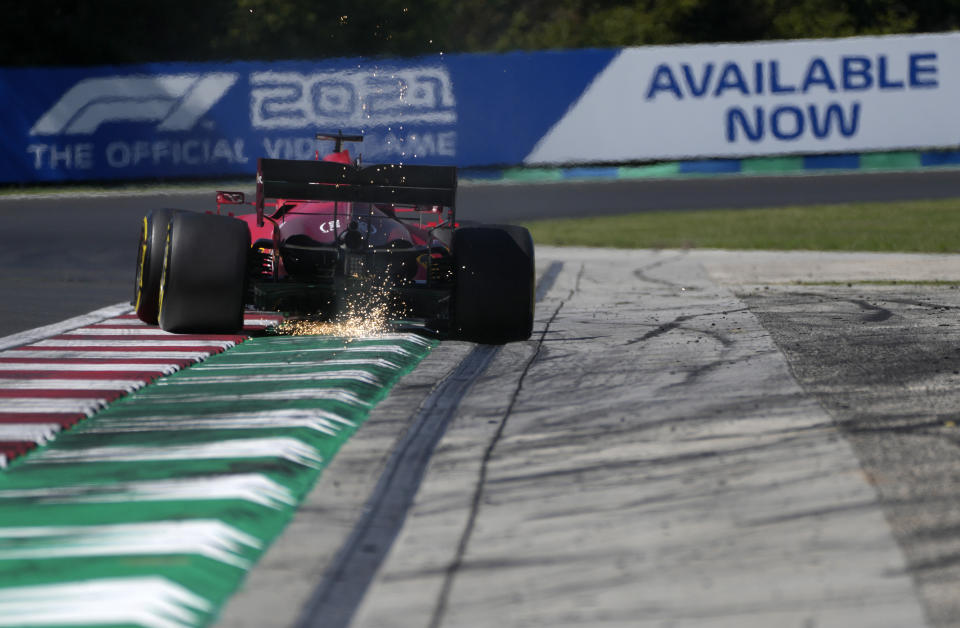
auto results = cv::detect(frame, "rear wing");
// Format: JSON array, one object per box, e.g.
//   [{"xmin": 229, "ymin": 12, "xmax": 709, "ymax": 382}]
[{"xmin": 255, "ymin": 158, "xmax": 457, "ymax": 227}]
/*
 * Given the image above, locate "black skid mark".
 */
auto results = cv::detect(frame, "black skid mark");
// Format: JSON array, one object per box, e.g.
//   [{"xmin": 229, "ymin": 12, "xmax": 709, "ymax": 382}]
[
  {"xmin": 789, "ymin": 291, "xmax": 893, "ymax": 324},
  {"xmin": 849, "ymin": 298, "xmax": 893, "ymax": 323},
  {"xmin": 632, "ymin": 252, "xmax": 691, "ymax": 289},
  {"xmin": 626, "ymin": 308, "xmax": 748, "ymax": 346},
  {"xmin": 627, "ymin": 315, "xmax": 696, "ymax": 345}
]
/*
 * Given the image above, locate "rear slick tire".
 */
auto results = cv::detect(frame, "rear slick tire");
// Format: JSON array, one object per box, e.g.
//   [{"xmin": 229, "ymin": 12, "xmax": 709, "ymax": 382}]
[
  {"xmin": 158, "ymin": 212, "xmax": 250, "ymax": 334},
  {"xmin": 452, "ymin": 225, "xmax": 534, "ymax": 344},
  {"xmin": 134, "ymin": 208, "xmax": 181, "ymax": 325}
]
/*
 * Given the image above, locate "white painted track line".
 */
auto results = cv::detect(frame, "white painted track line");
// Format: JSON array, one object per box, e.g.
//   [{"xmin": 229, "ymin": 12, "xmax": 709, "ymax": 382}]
[
  {"xmin": 0, "ymin": 399, "xmax": 107, "ymax": 414},
  {"xmin": 2, "ymin": 351, "xmax": 214, "ymax": 360},
  {"xmin": 0, "ymin": 363, "xmax": 179, "ymax": 374},
  {"xmin": 0, "ymin": 303, "xmax": 132, "ymax": 351},
  {"xmin": 0, "ymin": 379, "xmax": 145, "ymax": 391}
]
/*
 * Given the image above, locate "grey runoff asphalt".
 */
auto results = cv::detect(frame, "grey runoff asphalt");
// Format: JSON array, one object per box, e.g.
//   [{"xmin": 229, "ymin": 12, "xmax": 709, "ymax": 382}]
[{"xmin": 219, "ymin": 248, "xmax": 960, "ymax": 627}]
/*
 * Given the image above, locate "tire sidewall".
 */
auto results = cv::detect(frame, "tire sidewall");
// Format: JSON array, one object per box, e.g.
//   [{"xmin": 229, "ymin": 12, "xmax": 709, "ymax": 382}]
[
  {"xmin": 453, "ymin": 225, "xmax": 534, "ymax": 343},
  {"xmin": 158, "ymin": 212, "xmax": 250, "ymax": 333},
  {"xmin": 134, "ymin": 208, "xmax": 180, "ymax": 324}
]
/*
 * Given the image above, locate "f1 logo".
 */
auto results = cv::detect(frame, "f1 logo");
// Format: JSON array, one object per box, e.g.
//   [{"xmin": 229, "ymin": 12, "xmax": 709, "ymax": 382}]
[{"xmin": 30, "ymin": 73, "xmax": 239, "ymax": 135}]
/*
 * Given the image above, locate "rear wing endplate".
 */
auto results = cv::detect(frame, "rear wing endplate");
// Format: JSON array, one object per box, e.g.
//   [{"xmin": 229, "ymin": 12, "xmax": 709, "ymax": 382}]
[{"xmin": 255, "ymin": 158, "xmax": 457, "ymax": 226}]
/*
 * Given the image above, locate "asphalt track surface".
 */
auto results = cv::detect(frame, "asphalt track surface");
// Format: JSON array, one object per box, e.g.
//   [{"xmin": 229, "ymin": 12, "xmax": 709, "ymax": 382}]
[
  {"xmin": 744, "ymin": 285, "xmax": 960, "ymax": 627},
  {"xmin": 4, "ymin": 168, "xmax": 960, "ymax": 338},
  {"xmin": 5, "ymin": 171, "xmax": 960, "ymax": 626},
  {"xmin": 208, "ymin": 248, "xmax": 960, "ymax": 628}
]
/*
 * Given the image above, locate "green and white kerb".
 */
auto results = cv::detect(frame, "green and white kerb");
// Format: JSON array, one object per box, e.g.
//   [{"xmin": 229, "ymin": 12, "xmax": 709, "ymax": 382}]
[{"xmin": 0, "ymin": 332, "xmax": 435, "ymax": 628}]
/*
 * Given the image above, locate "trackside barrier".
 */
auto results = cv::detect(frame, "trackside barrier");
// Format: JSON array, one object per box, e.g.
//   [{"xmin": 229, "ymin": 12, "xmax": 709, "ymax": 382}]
[{"xmin": 1, "ymin": 32, "xmax": 958, "ymax": 184}]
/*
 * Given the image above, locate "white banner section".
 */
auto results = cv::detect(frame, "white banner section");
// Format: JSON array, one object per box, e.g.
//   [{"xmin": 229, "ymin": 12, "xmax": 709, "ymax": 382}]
[{"xmin": 526, "ymin": 33, "xmax": 960, "ymax": 164}]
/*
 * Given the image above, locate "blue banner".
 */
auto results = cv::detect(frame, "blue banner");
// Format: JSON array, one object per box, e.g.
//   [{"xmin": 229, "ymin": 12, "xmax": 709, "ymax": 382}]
[
  {"xmin": 6, "ymin": 33, "xmax": 957, "ymax": 184},
  {"xmin": 0, "ymin": 50, "xmax": 616, "ymax": 184}
]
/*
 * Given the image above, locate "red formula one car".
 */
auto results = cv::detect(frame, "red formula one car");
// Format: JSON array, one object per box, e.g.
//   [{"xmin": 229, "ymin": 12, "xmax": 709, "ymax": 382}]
[{"xmin": 134, "ymin": 133, "xmax": 534, "ymax": 343}]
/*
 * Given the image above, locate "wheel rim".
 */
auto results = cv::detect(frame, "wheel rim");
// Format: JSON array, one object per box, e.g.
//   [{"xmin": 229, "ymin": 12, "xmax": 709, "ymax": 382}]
[
  {"xmin": 158, "ymin": 227, "xmax": 172, "ymax": 318},
  {"xmin": 133, "ymin": 216, "xmax": 148, "ymax": 311}
]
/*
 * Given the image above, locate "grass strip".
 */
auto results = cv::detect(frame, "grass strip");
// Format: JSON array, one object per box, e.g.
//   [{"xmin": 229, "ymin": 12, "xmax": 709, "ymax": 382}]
[{"xmin": 521, "ymin": 198, "xmax": 960, "ymax": 253}]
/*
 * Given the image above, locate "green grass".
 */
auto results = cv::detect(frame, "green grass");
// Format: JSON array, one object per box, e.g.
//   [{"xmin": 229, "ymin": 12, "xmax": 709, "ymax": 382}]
[{"xmin": 521, "ymin": 199, "xmax": 960, "ymax": 253}]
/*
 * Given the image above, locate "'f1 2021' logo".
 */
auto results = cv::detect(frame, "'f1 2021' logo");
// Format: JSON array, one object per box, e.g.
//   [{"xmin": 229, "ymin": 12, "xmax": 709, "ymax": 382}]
[
  {"xmin": 29, "ymin": 73, "xmax": 239, "ymax": 135},
  {"xmin": 250, "ymin": 67, "xmax": 456, "ymax": 129}
]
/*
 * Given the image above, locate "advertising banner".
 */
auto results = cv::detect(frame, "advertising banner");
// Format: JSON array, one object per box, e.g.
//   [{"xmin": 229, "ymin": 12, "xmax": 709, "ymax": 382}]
[
  {"xmin": 1, "ymin": 32, "xmax": 958, "ymax": 184},
  {"xmin": 527, "ymin": 33, "xmax": 960, "ymax": 164},
  {"xmin": 0, "ymin": 51, "xmax": 615, "ymax": 183}
]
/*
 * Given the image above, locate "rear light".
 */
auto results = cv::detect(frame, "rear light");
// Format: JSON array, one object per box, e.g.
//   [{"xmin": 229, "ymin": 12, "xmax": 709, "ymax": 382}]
[
  {"xmin": 217, "ymin": 191, "xmax": 245, "ymax": 204},
  {"xmin": 217, "ymin": 191, "xmax": 246, "ymax": 215},
  {"xmin": 251, "ymin": 246, "xmax": 274, "ymax": 279}
]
